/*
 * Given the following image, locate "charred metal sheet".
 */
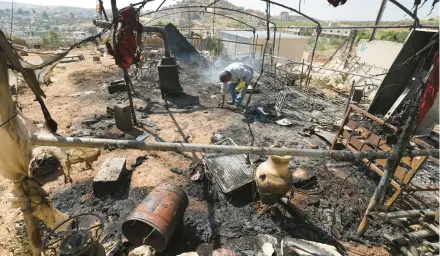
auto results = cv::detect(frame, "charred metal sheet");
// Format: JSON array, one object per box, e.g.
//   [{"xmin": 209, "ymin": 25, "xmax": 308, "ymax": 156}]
[
  {"xmin": 164, "ymin": 23, "xmax": 200, "ymax": 63},
  {"xmin": 368, "ymin": 29, "xmax": 439, "ymax": 115},
  {"xmin": 204, "ymin": 138, "xmax": 253, "ymax": 194}
]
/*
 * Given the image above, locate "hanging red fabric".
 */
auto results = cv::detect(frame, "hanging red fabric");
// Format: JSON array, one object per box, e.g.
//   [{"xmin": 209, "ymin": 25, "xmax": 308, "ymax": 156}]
[
  {"xmin": 418, "ymin": 50, "xmax": 439, "ymax": 124},
  {"xmin": 113, "ymin": 6, "xmax": 142, "ymax": 70}
]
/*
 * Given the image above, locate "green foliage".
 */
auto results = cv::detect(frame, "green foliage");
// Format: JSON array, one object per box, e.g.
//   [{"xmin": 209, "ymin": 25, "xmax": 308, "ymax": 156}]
[
  {"xmin": 41, "ymin": 30, "xmax": 61, "ymax": 46},
  {"xmin": 41, "ymin": 10, "xmax": 49, "ymax": 19},
  {"xmin": 356, "ymin": 30, "xmax": 371, "ymax": 42},
  {"xmin": 377, "ymin": 30, "xmax": 409, "ymax": 43},
  {"xmin": 328, "ymin": 38, "xmax": 343, "ymax": 47},
  {"xmin": 301, "ymin": 30, "xmax": 312, "ymax": 36},
  {"xmin": 205, "ymin": 38, "xmax": 224, "ymax": 56}
]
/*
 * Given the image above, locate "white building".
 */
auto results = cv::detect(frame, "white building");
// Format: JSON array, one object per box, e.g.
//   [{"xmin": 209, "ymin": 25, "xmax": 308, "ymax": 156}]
[{"xmin": 321, "ymin": 28, "xmax": 351, "ymax": 37}]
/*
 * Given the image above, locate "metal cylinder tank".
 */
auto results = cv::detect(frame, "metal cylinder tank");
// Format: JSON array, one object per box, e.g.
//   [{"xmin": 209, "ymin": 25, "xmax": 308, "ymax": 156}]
[{"xmin": 121, "ymin": 183, "xmax": 188, "ymax": 252}]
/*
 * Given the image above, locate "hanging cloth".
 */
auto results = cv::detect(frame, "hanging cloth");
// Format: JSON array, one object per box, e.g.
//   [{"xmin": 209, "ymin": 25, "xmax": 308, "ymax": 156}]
[{"xmin": 418, "ymin": 50, "xmax": 439, "ymax": 124}]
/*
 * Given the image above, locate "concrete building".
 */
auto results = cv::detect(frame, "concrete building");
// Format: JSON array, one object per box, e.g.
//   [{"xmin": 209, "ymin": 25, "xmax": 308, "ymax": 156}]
[
  {"xmin": 220, "ymin": 30, "xmax": 309, "ymax": 61},
  {"xmin": 320, "ymin": 28, "xmax": 351, "ymax": 37},
  {"xmin": 278, "ymin": 11, "xmax": 296, "ymax": 21}
]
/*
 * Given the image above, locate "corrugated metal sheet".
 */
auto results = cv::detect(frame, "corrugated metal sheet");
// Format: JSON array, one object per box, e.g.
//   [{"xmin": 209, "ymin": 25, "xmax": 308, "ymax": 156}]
[
  {"xmin": 164, "ymin": 23, "xmax": 200, "ymax": 63},
  {"xmin": 204, "ymin": 139, "xmax": 254, "ymax": 194}
]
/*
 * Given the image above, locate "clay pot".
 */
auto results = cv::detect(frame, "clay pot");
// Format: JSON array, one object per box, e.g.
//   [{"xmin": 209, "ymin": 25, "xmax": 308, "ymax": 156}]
[{"xmin": 255, "ymin": 154, "xmax": 292, "ymax": 205}]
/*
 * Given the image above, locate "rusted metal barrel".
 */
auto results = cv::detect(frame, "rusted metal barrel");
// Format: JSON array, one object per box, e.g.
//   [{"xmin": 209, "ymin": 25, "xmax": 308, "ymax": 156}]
[{"xmin": 121, "ymin": 183, "xmax": 188, "ymax": 252}]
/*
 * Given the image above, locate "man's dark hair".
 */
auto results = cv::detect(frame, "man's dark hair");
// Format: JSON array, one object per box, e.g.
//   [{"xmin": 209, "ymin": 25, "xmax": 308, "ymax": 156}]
[{"xmin": 219, "ymin": 71, "xmax": 232, "ymax": 83}]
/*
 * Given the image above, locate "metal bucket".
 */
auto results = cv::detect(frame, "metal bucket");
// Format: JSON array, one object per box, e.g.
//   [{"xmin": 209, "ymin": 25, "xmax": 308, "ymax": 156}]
[{"xmin": 121, "ymin": 183, "xmax": 188, "ymax": 252}]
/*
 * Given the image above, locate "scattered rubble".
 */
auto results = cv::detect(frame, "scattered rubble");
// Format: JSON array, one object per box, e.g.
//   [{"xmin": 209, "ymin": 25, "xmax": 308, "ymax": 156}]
[{"xmin": 93, "ymin": 158, "xmax": 128, "ymax": 198}]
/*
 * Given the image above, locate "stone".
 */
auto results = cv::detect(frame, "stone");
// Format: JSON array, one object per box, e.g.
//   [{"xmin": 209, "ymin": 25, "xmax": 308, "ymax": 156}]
[
  {"xmin": 108, "ymin": 82, "xmax": 127, "ymax": 94},
  {"xmin": 177, "ymin": 253, "xmax": 199, "ymax": 256},
  {"xmin": 262, "ymin": 242, "xmax": 275, "ymax": 256},
  {"xmin": 211, "ymin": 133, "xmax": 224, "ymax": 143},
  {"xmin": 291, "ymin": 166, "xmax": 316, "ymax": 185},
  {"xmin": 128, "ymin": 245, "xmax": 156, "ymax": 256},
  {"xmin": 93, "ymin": 158, "xmax": 127, "ymax": 198},
  {"xmin": 281, "ymin": 238, "xmax": 342, "ymax": 256},
  {"xmin": 114, "ymin": 104, "xmax": 132, "ymax": 130}
]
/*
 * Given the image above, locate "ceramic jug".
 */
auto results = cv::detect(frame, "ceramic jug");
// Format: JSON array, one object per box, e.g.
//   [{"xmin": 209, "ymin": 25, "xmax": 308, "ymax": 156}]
[{"xmin": 255, "ymin": 154, "xmax": 292, "ymax": 205}]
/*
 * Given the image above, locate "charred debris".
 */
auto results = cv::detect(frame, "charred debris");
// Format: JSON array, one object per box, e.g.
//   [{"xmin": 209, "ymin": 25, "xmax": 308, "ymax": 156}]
[{"xmin": 0, "ymin": 0, "xmax": 439, "ymax": 255}]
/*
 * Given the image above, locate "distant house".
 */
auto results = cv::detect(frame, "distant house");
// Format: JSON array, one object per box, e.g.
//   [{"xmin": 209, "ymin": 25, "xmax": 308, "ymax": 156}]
[
  {"xmin": 71, "ymin": 31, "xmax": 87, "ymax": 41},
  {"xmin": 321, "ymin": 28, "xmax": 351, "ymax": 38},
  {"xmin": 278, "ymin": 11, "xmax": 296, "ymax": 21},
  {"xmin": 220, "ymin": 30, "xmax": 309, "ymax": 61}
]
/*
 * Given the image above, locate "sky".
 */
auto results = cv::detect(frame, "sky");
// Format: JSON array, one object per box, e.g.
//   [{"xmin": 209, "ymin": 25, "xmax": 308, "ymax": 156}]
[{"xmin": 10, "ymin": 0, "xmax": 440, "ymax": 21}]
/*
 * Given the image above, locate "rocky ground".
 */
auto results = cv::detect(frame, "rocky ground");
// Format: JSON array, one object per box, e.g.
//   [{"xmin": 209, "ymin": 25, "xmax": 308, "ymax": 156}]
[{"xmin": 0, "ymin": 46, "xmax": 438, "ymax": 256}]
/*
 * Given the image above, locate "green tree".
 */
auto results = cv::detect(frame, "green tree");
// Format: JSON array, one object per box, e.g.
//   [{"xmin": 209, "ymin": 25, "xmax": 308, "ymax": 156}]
[
  {"xmin": 41, "ymin": 30, "xmax": 61, "ymax": 46},
  {"xmin": 378, "ymin": 31, "xmax": 398, "ymax": 42},
  {"xmin": 205, "ymin": 38, "xmax": 224, "ymax": 56},
  {"xmin": 396, "ymin": 31, "xmax": 409, "ymax": 43},
  {"xmin": 301, "ymin": 30, "xmax": 312, "ymax": 36},
  {"xmin": 356, "ymin": 30, "xmax": 371, "ymax": 42}
]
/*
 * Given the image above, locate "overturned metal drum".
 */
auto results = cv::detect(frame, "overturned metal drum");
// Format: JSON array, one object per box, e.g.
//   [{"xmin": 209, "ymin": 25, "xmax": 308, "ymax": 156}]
[{"xmin": 121, "ymin": 183, "xmax": 189, "ymax": 252}]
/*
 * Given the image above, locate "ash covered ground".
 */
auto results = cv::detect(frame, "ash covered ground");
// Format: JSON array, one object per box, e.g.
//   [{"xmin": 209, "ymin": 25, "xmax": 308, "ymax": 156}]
[{"xmin": 11, "ymin": 57, "xmax": 438, "ymax": 256}]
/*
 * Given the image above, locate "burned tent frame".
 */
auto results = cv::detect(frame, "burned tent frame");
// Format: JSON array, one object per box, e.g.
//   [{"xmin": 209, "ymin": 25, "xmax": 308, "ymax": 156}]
[{"xmin": 0, "ymin": 0, "xmax": 438, "ymax": 255}]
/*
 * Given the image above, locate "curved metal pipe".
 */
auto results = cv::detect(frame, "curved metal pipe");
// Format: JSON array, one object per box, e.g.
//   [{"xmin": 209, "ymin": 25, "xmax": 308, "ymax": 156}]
[
  {"xmin": 140, "ymin": 5, "xmax": 278, "ymax": 35},
  {"xmin": 388, "ymin": 0, "xmax": 420, "ymax": 26},
  {"xmin": 145, "ymin": 10, "xmax": 256, "ymax": 31},
  {"xmin": 142, "ymin": 26, "xmax": 170, "ymax": 57},
  {"xmin": 93, "ymin": 20, "xmax": 171, "ymax": 57}
]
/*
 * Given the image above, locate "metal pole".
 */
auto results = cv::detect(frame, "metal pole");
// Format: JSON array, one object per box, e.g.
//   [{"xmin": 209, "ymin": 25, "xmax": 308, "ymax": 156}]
[
  {"xmin": 234, "ymin": 34, "xmax": 238, "ymax": 59},
  {"xmin": 300, "ymin": 59, "xmax": 304, "ymax": 86},
  {"xmin": 255, "ymin": 34, "xmax": 259, "ymax": 59},
  {"xmin": 274, "ymin": 33, "xmax": 281, "ymax": 80},
  {"xmin": 371, "ymin": 210, "xmax": 425, "ymax": 219},
  {"xmin": 10, "ymin": 0, "xmax": 13, "ymax": 39},
  {"xmin": 343, "ymin": 30, "xmax": 357, "ymax": 69},
  {"xmin": 252, "ymin": 30, "xmax": 256, "ymax": 60},
  {"xmin": 30, "ymin": 135, "xmax": 439, "ymax": 159},
  {"xmin": 370, "ymin": 0, "xmax": 388, "ymax": 41},
  {"xmin": 123, "ymin": 69, "xmax": 138, "ymax": 125},
  {"xmin": 277, "ymin": 32, "xmax": 281, "ymax": 65},
  {"xmin": 266, "ymin": 24, "xmax": 438, "ymax": 29},
  {"xmin": 185, "ymin": 37, "xmax": 262, "ymax": 47},
  {"xmin": 423, "ymin": 223, "xmax": 440, "ymax": 236},
  {"xmin": 404, "ymin": 229, "xmax": 437, "ymax": 239},
  {"xmin": 306, "ymin": 27, "xmax": 321, "ymax": 86},
  {"xmin": 357, "ymin": 84, "xmax": 423, "ymax": 236}
]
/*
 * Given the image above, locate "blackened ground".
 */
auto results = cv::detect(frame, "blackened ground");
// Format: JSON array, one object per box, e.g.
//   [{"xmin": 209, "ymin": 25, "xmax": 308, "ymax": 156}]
[{"xmin": 46, "ymin": 64, "xmax": 438, "ymax": 255}]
